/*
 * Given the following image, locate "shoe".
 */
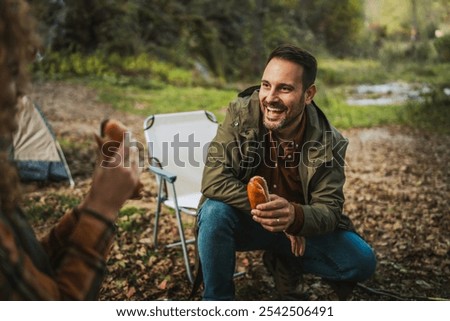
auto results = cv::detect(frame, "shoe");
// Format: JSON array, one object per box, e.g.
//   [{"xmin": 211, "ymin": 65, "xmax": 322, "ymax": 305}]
[
  {"xmin": 324, "ymin": 280, "xmax": 357, "ymax": 300},
  {"xmin": 263, "ymin": 250, "xmax": 307, "ymax": 300}
]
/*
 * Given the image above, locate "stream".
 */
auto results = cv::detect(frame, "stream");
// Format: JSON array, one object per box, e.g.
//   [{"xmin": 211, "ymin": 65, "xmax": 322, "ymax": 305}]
[{"xmin": 345, "ymin": 82, "xmax": 436, "ymax": 106}]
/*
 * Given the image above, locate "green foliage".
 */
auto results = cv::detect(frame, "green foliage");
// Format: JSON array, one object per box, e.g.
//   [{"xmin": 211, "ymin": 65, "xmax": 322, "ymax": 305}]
[
  {"xmin": 378, "ymin": 41, "xmax": 413, "ymax": 64},
  {"xmin": 30, "ymin": 0, "xmax": 449, "ymax": 80},
  {"xmin": 434, "ymin": 34, "xmax": 450, "ymax": 62},
  {"xmin": 403, "ymin": 84, "xmax": 450, "ymax": 134},
  {"xmin": 318, "ymin": 59, "xmax": 386, "ymax": 86},
  {"xmin": 367, "ymin": 60, "xmax": 450, "ymax": 86},
  {"xmin": 315, "ymin": 59, "xmax": 450, "ymax": 133},
  {"xmin": 379, "ymin": 40, "xmax": 438, "ymax": 65},
  {"xmin": 34, "ymin": 51, "xmax": 110, "ymax": 78},
  {"xmin": 410, "ymin": 41, "xmax": 438, "ymax": 61},
  {"xmin": 305, "ymin": 0, "xmax": 365, "ymax": 57},
  {"xmin": 314, "ymin": 87, "xmax": 404, "ymax": 129},
  {"xmin": 33, "ymin": 51, "xmax": 198, "ymax": 87},
  {"xmin": 29, "ymin": 0, "xmax": 366, "ymax": 81}
]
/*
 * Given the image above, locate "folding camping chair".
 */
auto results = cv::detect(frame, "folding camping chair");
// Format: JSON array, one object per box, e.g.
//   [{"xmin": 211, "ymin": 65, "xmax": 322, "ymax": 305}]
[{"xmin": 143, "ymin": 110, "xmax": 218, "ymax": 284}]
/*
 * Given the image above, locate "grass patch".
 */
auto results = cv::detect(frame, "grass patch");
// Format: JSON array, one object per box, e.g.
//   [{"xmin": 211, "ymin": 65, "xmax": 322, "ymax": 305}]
[
  {"xmin": 322, "ymin": 103, "xmax": 405, "ymax": 130},
  {"xmin": 23, "ymin": 193, "xmax": 80, "ymax": 223},
  {"xmin": 118, "ymin": 206, "xmax": 148, "ymax": 232},
  {"xmin": 88, "ymin": 71, "xmax": 410, "ymax": 130},
  {"xmin": 385, "ymin": 61, "xmax": 450, "ymax": 85},
  {"xmin": 92, "ymin": 78, "xmax": 413, "ymax": 130},
  {"xmin": 319, "ymin": 58, "xmax": 387, "ymax": 85},
  {"xmin": 402, "ymin": 86, "xmax": 450, "ymax": 135},
  {"xmin": 318, "ymin": 58, "xmax": 450, "ymax": 86},
  {"xmin": 57, "ymin": 136, "xmax": 93, "ymax": 150},
  {"xmin": 94, "ymin": 83, "xmax": 237, "ymax": 123},
  {"xmin": 314, "ymin": 86, "xmax": 405, "ymax": 129},
  {"xmin": 88, "ymin": 75, "xmax": 450, "ymax": 133}
]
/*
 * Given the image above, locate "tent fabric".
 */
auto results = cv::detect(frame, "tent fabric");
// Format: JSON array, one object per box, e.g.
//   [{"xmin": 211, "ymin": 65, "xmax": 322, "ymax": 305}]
[{"xmin": 12, "ymin": 96, "xmax": 73, "ymax": 184}]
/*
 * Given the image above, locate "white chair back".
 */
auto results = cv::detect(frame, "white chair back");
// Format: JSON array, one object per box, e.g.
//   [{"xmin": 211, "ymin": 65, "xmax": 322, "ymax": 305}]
[{"xmin": 143, "ymin": 110, "xmax": 218, "ymax": 209}]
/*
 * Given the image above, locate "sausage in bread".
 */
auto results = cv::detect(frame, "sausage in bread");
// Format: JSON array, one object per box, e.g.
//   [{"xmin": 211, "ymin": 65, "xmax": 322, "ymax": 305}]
[{"xmin": 247, "ymin": 176, "xmax": 270, "ymax": 209}]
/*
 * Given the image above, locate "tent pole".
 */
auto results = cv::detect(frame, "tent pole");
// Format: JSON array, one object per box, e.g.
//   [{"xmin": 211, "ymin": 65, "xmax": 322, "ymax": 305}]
[{"xmin": 55, "ymin": 141, "xmax": 75, "ymax": 188}]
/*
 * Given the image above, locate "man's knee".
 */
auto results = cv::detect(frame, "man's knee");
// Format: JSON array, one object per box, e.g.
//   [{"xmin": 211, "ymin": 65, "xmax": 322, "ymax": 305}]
[
  {"xmin": 356, "ymin": 246, "xmax": 377, "ymax": 281},
  {"xmin": 350, "ymin": 239, "xmax": 377, "ymax": 282},
  {"xmin": 198, "ymin": 199, "xmax": 238, "ymax": 229},
  {"xmin": 339, "ymin": 231, "xmax": 377, "ymax": 282}
]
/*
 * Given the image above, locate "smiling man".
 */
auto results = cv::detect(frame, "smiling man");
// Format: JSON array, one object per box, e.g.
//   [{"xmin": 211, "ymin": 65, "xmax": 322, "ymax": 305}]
[{"xmin": 194, "ymin": 44, "xmax": 376, "ymax": 300}]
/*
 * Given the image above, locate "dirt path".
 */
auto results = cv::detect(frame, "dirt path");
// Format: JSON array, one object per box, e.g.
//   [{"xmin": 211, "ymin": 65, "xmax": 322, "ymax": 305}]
[{"xmin": 26, "ymin": 81, "xmax": 449, "ymax": 300}]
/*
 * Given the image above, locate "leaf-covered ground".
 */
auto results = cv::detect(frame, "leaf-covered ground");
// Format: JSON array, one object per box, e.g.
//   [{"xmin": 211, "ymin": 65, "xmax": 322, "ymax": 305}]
[{"xmin": 25, "ymin": 81, "xmax": 449, "ymax": 301}]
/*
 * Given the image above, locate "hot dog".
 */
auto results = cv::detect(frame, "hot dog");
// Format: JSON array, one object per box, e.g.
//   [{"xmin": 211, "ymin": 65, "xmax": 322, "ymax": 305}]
[
  {"xmin": 101, "ymin": 118, "xmax": 128, "ymax": 143},
  {"xmin": 96, "ymin": 118, "xmax": 143, "ymax": 199},
  {"xmin": 95, "ymin": 119, "xmax": 127, "ymax": 158},
  {"xmin": 248, "ymin": 175, "xmax": 306, "ymax": 256},
  {"xmin": 247, "ymin": 176, "xmax": 270, "ymax": 209}
]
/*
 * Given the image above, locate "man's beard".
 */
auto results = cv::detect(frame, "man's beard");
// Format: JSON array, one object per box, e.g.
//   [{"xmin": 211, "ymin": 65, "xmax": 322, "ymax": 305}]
[
  {"xmin": 262, "ymin": 95, "xmax": 305, "ymax": 132},
  {"xmin": 262, "ymin": 101, "xmax": 288, "ymax": 131}
]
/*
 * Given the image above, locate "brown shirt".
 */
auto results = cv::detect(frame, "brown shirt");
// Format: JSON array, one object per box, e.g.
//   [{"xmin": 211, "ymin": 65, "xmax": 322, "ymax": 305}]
[{"xmin": 255, "ymin": 112, "xmax": 307, "ymax": 234}]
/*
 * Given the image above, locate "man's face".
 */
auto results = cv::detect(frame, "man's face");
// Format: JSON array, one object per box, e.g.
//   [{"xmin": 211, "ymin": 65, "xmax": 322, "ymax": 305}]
[{"xmin": 258, "ymin": 58, "xmax": 313, "ymax": 132}]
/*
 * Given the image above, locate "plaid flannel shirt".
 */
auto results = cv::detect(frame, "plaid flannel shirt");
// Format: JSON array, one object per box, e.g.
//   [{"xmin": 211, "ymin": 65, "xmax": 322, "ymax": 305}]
[{"xmin": 0, "ymin": 206, "xmax": 116, "ymax": 300}]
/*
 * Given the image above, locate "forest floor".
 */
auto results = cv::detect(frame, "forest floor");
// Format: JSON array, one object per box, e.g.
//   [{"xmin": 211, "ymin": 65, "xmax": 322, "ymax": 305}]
[{"xmin": 25, "ymin": 81, "xmax": 449, "ymax": 301}]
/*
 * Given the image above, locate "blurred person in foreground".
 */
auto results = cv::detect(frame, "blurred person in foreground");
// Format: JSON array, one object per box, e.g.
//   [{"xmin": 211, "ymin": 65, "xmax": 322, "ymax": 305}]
[
  {"xmin": 194, "ymin": 44, "xmax": 377, "ymax": 300},
  {"xmin": 0, "ymin": 0, "xmax": 140, "ymax": 300}
]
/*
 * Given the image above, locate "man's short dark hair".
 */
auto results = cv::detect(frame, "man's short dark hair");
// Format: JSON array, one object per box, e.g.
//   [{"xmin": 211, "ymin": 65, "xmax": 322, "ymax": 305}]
[{"xmin": 266, "ymin": 44, "xmax": 317, "ymax": 90}]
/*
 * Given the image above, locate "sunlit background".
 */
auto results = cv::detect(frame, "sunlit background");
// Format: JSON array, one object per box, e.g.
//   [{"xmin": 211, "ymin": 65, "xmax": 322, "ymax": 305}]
[{"xmin": 28, "ymin": 0, "xmax": 449, "ymax": 131}]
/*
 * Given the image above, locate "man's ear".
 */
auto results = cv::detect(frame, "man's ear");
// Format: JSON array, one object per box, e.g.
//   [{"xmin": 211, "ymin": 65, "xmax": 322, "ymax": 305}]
[{"xmin": 304, "ymin": 84, "xmax": 317, "ymax": 104}]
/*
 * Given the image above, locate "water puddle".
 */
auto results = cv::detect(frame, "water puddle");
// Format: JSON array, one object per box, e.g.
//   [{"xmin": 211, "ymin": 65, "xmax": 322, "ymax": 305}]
[{"xmin": 346, "ymin": 82, "xmax": 432, "ymax": 106}]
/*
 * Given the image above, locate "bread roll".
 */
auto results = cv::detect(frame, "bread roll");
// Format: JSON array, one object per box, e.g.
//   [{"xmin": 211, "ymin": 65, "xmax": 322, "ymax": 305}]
[
  {"xmin": 247, "ymin": 176, "xmax": 270, "ymax": 209},
  {"xmin": 97, "ymin": 119, "xmax": 143, "ymax": 199},
  {"xmin": 102, "ymin": 119, "xmax": 128, "ymax": 142}
]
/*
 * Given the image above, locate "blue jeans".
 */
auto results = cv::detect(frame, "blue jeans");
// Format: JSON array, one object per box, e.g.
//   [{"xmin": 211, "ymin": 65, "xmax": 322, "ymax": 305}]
[{"xmin": 197, "ymin": 199, "xmax": 377, "ymax": 300}]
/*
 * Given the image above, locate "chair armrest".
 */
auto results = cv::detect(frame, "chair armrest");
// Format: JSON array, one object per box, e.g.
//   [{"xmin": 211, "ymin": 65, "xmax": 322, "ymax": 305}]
[{"xmin": 148, "ymin": 165, "xmax": 177, "ymax": 183}]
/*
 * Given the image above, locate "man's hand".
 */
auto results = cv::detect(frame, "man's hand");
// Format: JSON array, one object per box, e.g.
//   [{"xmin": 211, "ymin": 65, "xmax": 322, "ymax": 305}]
[
  {"xmin": 80, "ymin": 140, "xmax": 141, "ymax": 221},
  {"xmin": 251, "ymin": 194, "xmax": 306, "ymax": 256},
  {"xmin": 251, "ymin": 194, "xmax": 295, "ymax": 232}
]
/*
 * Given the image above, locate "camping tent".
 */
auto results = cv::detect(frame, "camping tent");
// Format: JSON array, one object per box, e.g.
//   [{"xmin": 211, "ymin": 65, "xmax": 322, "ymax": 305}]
[{"xmin": 11, "ymin": 96, "xmax": 74, "ymax": 187}]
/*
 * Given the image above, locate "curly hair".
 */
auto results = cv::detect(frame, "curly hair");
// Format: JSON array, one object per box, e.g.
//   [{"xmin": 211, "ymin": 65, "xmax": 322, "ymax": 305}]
[{"xmin": 0, "ymin": 0, "xmax": 40, "ymax": 212}]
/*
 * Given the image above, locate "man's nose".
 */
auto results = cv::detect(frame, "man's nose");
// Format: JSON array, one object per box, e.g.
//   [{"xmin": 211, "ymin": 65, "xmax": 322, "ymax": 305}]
[{"xmin": 265, "ymin": 89, "xmax": 279, "ymax": 103}]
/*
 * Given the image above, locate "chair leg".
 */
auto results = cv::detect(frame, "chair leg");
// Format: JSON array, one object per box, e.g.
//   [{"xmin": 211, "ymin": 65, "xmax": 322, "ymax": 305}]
[
  {"xmin": 173, "ymin": 206, "xmax": 194, "ymax": 284},
  {"xmin": 153, "ymin": 180, "xmax": 164, "ymax": 248},
  {"xmin": 170, "ymin": 184, "xmax": 194, "ymax": 284},
  {"xmin": 153, "ymin": 179, "xmax": 195, "ymax": 284}
]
